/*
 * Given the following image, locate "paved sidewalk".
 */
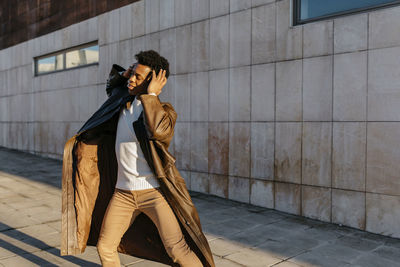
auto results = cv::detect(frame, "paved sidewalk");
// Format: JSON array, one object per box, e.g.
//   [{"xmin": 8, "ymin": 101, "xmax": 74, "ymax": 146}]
[{"xmin": 1, "ymin": 147, "xmax": 400, "ymax": 267}]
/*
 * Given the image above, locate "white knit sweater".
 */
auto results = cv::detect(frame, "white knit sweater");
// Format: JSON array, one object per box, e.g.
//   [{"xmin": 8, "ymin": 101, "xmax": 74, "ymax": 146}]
[{"xmin": 114, "ymin": 97, "xmax": 160, "ymax": 190}]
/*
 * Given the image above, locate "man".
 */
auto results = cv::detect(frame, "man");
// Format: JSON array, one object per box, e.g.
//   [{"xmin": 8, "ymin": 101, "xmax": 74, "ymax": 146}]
[{"xmin": 60, "ymin": 50, "xmax": 215, "ymax": 267}]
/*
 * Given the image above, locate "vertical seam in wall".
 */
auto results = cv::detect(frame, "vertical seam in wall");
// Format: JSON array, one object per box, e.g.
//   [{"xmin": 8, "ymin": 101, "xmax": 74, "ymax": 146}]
[
  {"xmin": 154, "ymin": 0, "xmax": 161, "ymax": 51},
  {"xmin": 273, "ymin": 1, "xmax": 278, "ymax": 210},
  {"xmin": 189, "ymin": 72, "xmax": 192, "ymax": 185},
  {"xmin": 227, "ymin": 0, "xmax": 231, "ymax": 200},
  {"xmin": 173, "ymin": 0, "xmax": 176, "ymax": 27},
  {"xmin": 144, "ymin": 0, "xmax": 147, "ymax": 45},
  {"xmin": 365, "ymin": 12, "xmax": 370, "ymax": 230},
  {"xmin": 31, "ymin": 65, "xmax": 35, "ymax": 152},
  {"xmin": 188, "ymin": 10, "xmax": 192, "ymax": 186},
  {"xmin": 172, "ymin": 0, "xmax": 176, "ymax": 78},
  {"xmin": 157, "ymin": 0, "xmax": 160, "ymax": 34},
  {"xmin": 272, "ymin": 68, "xmax": 276, "ymax": 208},
  {"xmin": 207, "ymin": 5, "xmax": 211, "ymax": 195},
  {"xmin": 330, "ymin": 20, "xmax": 335, "ymax": 223},
  {"xmin": 273, "ymin": 0, "xmax": 278, "ymax": 211},
  {"xmin": 249, "ymin": 5, "xmax": 253, "ymax": 204},
  {"xmin": 300, "ymin": 22, "xmax": 304, "ymax": 217}
]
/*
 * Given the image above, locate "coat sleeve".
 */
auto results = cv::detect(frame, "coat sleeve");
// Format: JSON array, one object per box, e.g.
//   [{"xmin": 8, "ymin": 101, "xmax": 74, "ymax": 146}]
[
  {"xmin": 106, "ymin": 64, "xmax": 129, "ymax": 97},
  {"xmin": 139, "ymin": 94, "xmax": 178, "ymax": 145}
]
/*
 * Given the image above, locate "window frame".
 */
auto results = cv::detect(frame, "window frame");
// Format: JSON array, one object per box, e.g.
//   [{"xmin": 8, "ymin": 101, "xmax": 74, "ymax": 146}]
[
  {"xmin": 34, "ymin": 41, "xmax": 99, "ymax": 76},
  {"xmin": 293, "ymin": 0, "xmax": 400, "ymax": 25}
]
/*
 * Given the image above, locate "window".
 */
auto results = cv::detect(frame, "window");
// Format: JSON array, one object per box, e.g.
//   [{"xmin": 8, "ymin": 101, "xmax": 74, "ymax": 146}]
[
  {"xmin": 34, "ymin": 42, "xmax": 99, "ymax": 76},
  {"xmin": 294, "ymin": 0, "xmax": 400, "ymax": 25}
]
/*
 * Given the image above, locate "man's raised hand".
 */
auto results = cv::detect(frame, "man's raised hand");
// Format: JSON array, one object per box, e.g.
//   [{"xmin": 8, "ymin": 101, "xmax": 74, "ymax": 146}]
[{"xmin": 147, "ymin": 69, "xmax": 167, "ymax": 96}]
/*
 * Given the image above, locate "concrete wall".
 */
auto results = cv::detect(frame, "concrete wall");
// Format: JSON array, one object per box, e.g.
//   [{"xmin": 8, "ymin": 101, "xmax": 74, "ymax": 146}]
[{"xmin": 1, "ymin": 0, "xmax": 400, "ymax": 238}]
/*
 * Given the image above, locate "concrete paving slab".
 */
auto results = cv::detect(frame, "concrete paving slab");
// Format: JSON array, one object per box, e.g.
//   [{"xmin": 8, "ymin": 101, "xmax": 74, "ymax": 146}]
[
  {"xmin": 45, "ymin": 221, "xmax": 61, "ymax": 232},
  {"xmin": 224, "ymin": 247, "xmax": 282, "ymax": 266},
  {"xmin": 277, "ymin": 232, "xmax": 325, "ymax": 251},
  {"xmin": 253, "ymin": 239, "xmax": 307, "ymax": 260},
  {"xmin": 333, "ymin": 235, "xmax": 382, "ymax": 252},
  {"xmin": 351, "ymin": 253, "xmax": 400, "ymax": 267},
  {"xmin": 371, "ymin": 245, "xmax": 400, "ymax": 263},
  {"xmin": 204, "ymin": 232, "xmax": 220, "ymax": 242},
  {"xmin": 273, "ymin": 261, "xmax": 303, "ymax": 267},
  {"xmin": 1, "ymin": 146, "xmax": 400, "ymax": 266},
  {"xmin": 290, "ymin": 243, "xmax": 362, "ymax": 267},
  {"xmin": 0, "ymin": 204, "xmax": 14, "ymax": 214},
  {"xmin": 0, "ymin": 232, "xmax": 45, "ymax": 255},
  {"xmin": 240, "ymin": 210, "xmax": 287, "ymax": 225},
  {"xmin": 203, "ymin": 221, "xmax": 245, "ymax": 238},
  {"xmin": 1, "ymin": 212, "xmax": 40, "ymax": 229},
  {"xmin": 0, "ymin": 246, "xmax": 16, "ymax": 260},
  {"xmin": 119, "ymin": 252, "xmax": 144, "ymax": 266},
  {"xmin": 208, "ymin": 238, "xmax": 247, "ymax": 257},
  {"xmin": 297, "ymin": 226, "xmax": 344, "ymax": 243},
  {"xmin": 213, "ymin": 256, "xmax": 243, "ymax": 267},
  {"xmin": 219, "ymin": 218, "xmax": 261, "ymax": 232},
  {"xmin": 234, "ymin": 223, "xmax": 295, "ymax": 244},
  {"xmin": 29, "ymin": 210, "xmax": 61, "ymax": 224}
]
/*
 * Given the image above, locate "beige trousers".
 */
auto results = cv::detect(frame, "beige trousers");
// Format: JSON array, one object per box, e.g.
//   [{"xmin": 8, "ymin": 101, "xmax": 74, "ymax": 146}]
[{"xmin": 96, "ymin": 187, "xmax": 202, "ymax": 267}]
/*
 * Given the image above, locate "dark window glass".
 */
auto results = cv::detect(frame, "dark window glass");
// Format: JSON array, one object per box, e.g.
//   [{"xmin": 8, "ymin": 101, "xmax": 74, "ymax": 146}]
[{"xmin": 295, "ymin": 0, "xmax": 400, "ymax": 24}]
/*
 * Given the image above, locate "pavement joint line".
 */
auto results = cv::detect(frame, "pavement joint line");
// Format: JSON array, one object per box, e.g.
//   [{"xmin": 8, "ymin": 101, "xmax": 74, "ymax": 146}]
[
  {"xmin": 269, "ymin": 259, "xmax": 286, "ymax": 266},
  {"xmin": 221, "ymin": 257, "xmax": 247, "ymax": 267},
  {"xmin": 124, "ymin": 260, "xmax": 146, "ymax": 266},
  {"xmin": 280, "ymin": 249, "xmax": 313, "ymax": 262}
]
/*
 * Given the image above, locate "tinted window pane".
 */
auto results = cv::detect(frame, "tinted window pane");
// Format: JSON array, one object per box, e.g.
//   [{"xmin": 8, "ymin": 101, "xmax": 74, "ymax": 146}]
[
  {"xmin": 37, "ymin": 56, "xmax": 55, "ymax": 73},
  {"xmin": 300, "ymin": 0, "xmax": 399, "ymax": 20},
  {"xmin": 66, "ymin": 45, "xmax": 99, "ymax": 69},
  {"xmin": 37, "ymin": 54, "xmax": 63, "ymax": 74}
]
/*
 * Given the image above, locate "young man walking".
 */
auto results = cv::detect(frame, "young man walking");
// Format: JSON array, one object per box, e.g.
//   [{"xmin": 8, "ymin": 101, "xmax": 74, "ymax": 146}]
[{"xmin": 60, "ymin": 50, "xmax": 214, "ymax": 267}]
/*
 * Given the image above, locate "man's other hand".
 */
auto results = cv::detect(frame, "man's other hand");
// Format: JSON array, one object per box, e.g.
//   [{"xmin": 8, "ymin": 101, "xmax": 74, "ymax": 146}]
[{"xmin": 147, "ymin": 69, "xmax": 167, "ymax": 96}]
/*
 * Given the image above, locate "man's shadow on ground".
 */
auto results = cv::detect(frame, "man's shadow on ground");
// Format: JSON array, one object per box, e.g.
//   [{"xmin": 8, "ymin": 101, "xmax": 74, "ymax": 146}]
[{"xmin": 0, "ymin": 222, "xmax": 100, "ymax": 266}]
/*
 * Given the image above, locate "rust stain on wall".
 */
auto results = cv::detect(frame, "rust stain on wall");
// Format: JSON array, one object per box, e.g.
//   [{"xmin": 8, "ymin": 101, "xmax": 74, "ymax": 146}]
[
  {"xmin": 274, "ymin": 157, "xmax": 301, "ymax": 183},
  {"xmin": 208, "ymin": 123, "xmax": 229, "ymax": 175}
]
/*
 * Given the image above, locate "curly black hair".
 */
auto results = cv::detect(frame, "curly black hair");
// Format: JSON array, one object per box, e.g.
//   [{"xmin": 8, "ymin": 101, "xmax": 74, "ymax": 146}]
[{"xmin": 134, "ymin": 50, "xmax": 170, "ymax": 79}]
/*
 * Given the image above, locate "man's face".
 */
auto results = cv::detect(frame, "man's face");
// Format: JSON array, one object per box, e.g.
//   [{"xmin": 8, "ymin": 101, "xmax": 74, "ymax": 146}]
[{"xmin": 127, "ymin": 63, "xmax": 152, "ymax": 95}]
